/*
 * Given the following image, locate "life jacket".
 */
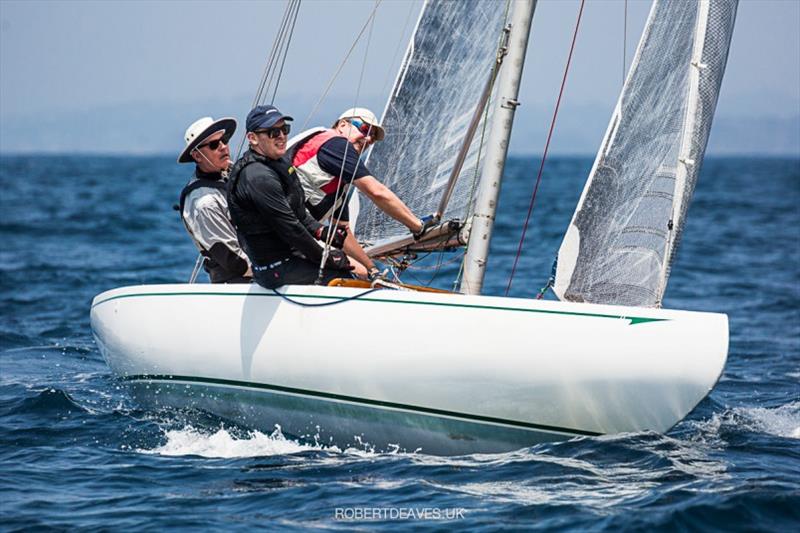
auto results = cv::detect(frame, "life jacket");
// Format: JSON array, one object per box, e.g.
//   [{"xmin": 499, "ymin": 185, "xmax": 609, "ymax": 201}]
[
  {"xmin": 178, "ymin": 178, "xmax": 226, "ymax": 215},
  {"xmin": 178, "ymin": 174, "xmax": 232, "ymax": 283},
  {"xmin": 292, "ymin": 129, "xmax": 348, "ymax": 217}
]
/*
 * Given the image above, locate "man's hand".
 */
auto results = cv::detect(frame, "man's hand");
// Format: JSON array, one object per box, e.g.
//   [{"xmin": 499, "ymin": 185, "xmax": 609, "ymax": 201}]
[
  {"xmin": 413, "ymin": 214, "xmax": 440, "ymax": 240},
  {"xmin": 315, "ymin": 225, "xmax": 348, "ymax": 249},
  {"xmin": 367, "ymin": 267, "xmax": 386, "ymax": 282},
  {"xmin": 326, "ymin": 249, "xmax": 354, "ymax": 271}
]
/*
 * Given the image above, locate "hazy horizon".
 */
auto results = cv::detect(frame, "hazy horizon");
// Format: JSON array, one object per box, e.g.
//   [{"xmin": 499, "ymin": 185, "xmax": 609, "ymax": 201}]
[{"xmin": 1, "ymin": 0, "xmax": 798, "ymax": 156}]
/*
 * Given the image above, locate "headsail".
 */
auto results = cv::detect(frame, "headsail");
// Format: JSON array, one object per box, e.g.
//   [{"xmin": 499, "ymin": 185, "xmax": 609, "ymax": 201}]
[
  {"xmin": 355, "ymin": 0, "xmax": 510, "ymax": 248},
  {"xmin": 554, "ymin": 0, "xmax": 738, "ymax": 307}
]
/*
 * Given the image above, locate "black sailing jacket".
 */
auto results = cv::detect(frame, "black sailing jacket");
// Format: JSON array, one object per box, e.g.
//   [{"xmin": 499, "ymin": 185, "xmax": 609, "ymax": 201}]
[{"xmin": 227, "ymin": 149, "xmax": 324, "ymax": 267}]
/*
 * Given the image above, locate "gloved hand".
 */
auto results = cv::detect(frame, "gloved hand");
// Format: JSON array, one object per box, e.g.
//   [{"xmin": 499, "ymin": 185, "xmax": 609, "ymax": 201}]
[
  {"xmin": 326, "ymin": 249, "xmax": 353, "ymax": 271},
  {"xmin": 413, "ymin": 214, "xmax": 440, "ymax": 240},
  {"xmin": 315, "ymin": 225, "xmax": 348, "ymax": 249}
]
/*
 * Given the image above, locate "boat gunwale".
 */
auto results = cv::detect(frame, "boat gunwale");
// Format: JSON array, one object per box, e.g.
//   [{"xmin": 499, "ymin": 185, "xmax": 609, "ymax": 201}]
[{"xmin": 90, "ymin": 286, "xmax": 674, "ymax": 326}]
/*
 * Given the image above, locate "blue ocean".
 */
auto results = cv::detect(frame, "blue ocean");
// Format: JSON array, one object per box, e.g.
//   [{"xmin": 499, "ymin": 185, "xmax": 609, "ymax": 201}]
[{"xmin": 1, "ymin": 155, "xmax": 798, "ymax": 530}]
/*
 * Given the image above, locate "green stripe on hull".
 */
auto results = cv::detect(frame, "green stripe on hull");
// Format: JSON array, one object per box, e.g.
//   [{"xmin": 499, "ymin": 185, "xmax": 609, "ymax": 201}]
[
  {"xmin": 122, "ymin": 374, "xmax": 602, "ymax": 438},
  {"xmin": 94, "ymin": 290, "xmax": 666, "ymax": 326}
]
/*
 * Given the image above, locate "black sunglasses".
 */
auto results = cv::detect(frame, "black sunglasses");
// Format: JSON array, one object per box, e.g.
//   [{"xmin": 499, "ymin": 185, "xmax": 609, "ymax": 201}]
[
  {"xmin": 255, "ymin": 124, "xmax": 291, "ymax": 138},
  {"xmin": 197, "ymin": 135, "xmax": 230, "ymax": 151}
]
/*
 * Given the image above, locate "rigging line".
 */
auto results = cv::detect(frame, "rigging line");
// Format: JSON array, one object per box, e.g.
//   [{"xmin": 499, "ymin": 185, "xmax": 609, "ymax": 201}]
[
  {"xmin": 333, "ymin": 0, "xmax": 383, "ymax": 229},
  {"xmin": 254, "ymin": 1, "xmax": 294, "ymax": 107},
  {"xmin": 300, "ymin": 0, "xmax": 383, "ymax": 130},
  {"xmin": 504, "ymin": 0, "xmax": 585, "ymax": 297},
  {"xmin": 188, "ymin": 254, "xmax": 205, "ymax": 284},
  {"xmin": 402, "ymin": 251, "xmax": 465, "ymax": 271},
  {"xmin": 379, "ymin": 0, "xmax": 417, "ymax": 98},
  {"xmin": 404, "ymin": 256, "xmax": 443, "ymax": 287},
  {"xmin": 237, "ymin": 0, "xmax": 298, "ymax": 158},
  {"xmin": 270, "ymin": 0, "xmax": 303, "ymax": 104},
  {"xmin": 261, "ymin": 0, "xmax": 299, "ymax": 104},
  {"xmin": 397, "ymin": 242, "xmax": 452, "ymax": 287},
  {"xmin": 316, "ymin": 0, "xmax": 379, "ymax": 283},
  {"xmin": 271, "ymin": 287, "xmax": 381, "ymax": 307}
]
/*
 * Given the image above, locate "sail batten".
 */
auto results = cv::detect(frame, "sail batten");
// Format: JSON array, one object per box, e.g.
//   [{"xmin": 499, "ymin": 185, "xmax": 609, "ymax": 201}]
[{"xmin": 554, "ymin": 0, "xmax": 738, "ymax": 308}]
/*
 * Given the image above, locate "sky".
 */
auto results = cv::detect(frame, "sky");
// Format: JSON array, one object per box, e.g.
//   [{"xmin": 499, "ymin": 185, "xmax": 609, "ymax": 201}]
[{"xmin": 0, "ymin": 0, "xmax": 798, "ymax": 155}]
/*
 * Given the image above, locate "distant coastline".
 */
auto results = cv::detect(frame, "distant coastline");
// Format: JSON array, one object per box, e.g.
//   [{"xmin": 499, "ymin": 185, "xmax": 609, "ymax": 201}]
[{"xmin": 1, "ymin": 96, "xmax": 797, "ymax": 158}]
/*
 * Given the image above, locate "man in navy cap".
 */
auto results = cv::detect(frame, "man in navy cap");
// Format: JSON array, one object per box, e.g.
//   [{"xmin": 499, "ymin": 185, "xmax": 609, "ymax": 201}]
[
  {"xmin": 227, "ymin": 105, "xmax": 353, "ymax": 288},
  {"xmin": 177, "ymin": 116, "xmax": 252, "ymax": 283}
]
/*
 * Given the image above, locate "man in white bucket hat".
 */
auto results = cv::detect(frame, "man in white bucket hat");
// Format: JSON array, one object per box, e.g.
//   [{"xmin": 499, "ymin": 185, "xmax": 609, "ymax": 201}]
[
  {"xmin": 177, "ymin": 116, "xmax": 251, "ymax": 283},
  {"xmin": 290, "ymin": 107, "xmax": 437, "ymax": 280}
]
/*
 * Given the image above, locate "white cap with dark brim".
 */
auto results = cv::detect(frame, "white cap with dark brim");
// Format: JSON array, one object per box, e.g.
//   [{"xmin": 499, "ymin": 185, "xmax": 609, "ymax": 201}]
[
  {"xmin": 178, "ymin": 116, "xmax": 237, "ymax": 163},
  {"xmin": 337, "ymin": 107, "xmax": 385, "ymax": 141}
]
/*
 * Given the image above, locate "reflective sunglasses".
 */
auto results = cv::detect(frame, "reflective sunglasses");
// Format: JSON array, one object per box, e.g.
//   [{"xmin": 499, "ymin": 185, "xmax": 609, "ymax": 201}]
[
  {"xmin": 349, "ymin": 118, "xmax": 372, "ymax": 136},
  {"xmin": 197, "ymin": 135, "xmax": 230, "ymax": 151},
  {"xmin": 255, "ymin": 124, "xmax": 291, "ymax": 139}
]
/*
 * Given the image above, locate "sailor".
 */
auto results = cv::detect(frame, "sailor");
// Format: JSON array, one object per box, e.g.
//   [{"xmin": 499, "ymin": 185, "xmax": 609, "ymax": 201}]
[
  {"xmin": 177, "ymin": 116, "xmax": 252, "ymax": 283},
  {"xmin": 227, "ymin": 105, "xmax": 353, "ymax": 289},
  {"xmin": 291, "ymin": 107, "xmax": 438, "ymax": 280}
]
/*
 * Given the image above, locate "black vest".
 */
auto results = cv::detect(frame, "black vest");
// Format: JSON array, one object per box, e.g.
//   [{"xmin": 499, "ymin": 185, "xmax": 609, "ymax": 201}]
[
  {"xmin": 227, "ymin": 151, "xmax": 298, "ymax": 235},
  {"xmin": 178, "ymin": 171, "xmax": 230, "ymax": 282}
]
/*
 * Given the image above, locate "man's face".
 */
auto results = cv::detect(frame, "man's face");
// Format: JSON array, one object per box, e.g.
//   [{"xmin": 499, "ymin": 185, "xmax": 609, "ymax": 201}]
[
  {"xmin": 336, "ymin": 119, "xmax": 374, "ymax": 154},
  {"xmin": 248, "ymin": 120, "xmax": 288, "ymax": 160},
  {"xmin": 192, "ymin": 130, "xmax": 231, "ymax": 172}
]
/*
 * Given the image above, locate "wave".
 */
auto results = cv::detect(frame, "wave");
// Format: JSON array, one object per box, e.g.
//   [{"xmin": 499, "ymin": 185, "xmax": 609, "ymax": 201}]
[
  {"xmin": 142, "ymin": 425, "xmax": 325, "ymax": 458},
  {"xmin": 695, "ymin": 401, "xmax": 800, "ymax": 440},
  {"xmin": 3, "ymin": 387, "xmax": 89, "ymax": 417}
]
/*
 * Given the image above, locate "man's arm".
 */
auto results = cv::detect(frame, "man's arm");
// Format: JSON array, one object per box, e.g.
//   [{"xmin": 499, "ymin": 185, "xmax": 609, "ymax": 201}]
[
  {"xmin": 315, "ymin": 137, "xmax": 424, "ymax": 234},
  {"xmin": 354, "ymin": 176, "xmax": 423, "ymax": 233},
  {"xmin": 337, "ymin": 223, "xmax": 376, "ymax": 273}
]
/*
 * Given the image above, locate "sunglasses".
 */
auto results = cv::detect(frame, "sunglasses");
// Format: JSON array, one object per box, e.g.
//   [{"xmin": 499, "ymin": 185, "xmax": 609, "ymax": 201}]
[
  {"xmin": 255, "ymin": 124, "xmax": 291, "ymax": 138},
  {"xmin": 349, "ymin": 118, "xmax": 372, "ymax": 136},
  {"xmin": 196, "ymin": 135, "xmax": 230, "ymax": 151}
]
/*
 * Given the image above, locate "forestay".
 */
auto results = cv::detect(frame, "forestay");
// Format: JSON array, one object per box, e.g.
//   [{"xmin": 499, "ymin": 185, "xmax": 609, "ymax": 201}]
[
  {"xmin": 355, "ymin": 0, "xmax": 509, "ymax": 244},
  {"xmin": 554, "ymin": 0, "xmax": 738, "ymax": 307}
]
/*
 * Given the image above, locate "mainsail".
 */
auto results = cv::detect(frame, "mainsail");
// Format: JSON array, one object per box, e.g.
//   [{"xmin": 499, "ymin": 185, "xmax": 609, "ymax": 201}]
[
  {"xmin": 355, "ymin": 0, "xmax": 510, "ymax": 246},
  {"xmin": 554, "ymin": 0, "xmax": 738, "ymax": 307}
]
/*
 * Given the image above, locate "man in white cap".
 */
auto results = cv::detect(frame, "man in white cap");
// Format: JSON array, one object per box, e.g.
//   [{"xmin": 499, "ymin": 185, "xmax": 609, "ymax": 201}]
[
  {"xmin": 177, "ymin": 116, "xmax": 252, "ymax": 283},
  {"xmin": 291, "ymin": 107, "xmax": 436, "ymax": 280}
]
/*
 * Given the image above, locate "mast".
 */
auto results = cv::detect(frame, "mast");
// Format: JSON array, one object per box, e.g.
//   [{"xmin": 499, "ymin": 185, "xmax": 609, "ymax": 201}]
[{"xmin": 460, "ymin": 0, "xmax": 537, "ymax": 295}]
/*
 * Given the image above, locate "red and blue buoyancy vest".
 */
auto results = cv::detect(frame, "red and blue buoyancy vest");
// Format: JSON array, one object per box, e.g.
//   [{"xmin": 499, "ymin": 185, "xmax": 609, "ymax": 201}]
[{"xmin": 292, "ymin": 130, "xmax": 348, "ymax": 219}]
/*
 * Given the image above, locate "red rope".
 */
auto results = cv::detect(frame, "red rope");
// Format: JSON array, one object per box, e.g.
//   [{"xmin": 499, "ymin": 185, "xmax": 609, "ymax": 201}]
[{"xmin": 505, "ymin": 0, "xmax": 585, "ymax": 296}]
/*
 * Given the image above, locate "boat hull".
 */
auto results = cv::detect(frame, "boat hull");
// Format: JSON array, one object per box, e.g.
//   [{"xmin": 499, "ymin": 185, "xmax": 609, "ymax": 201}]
[{"xmin": 90, "ymin": 283, "xmax": 728, "ymax": 454}]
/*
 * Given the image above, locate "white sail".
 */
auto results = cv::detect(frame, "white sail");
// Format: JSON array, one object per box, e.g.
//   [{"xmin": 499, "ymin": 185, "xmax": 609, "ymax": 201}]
[
  {"xmin": 554, "ymin": 0, "xmax": 738, "ymax": 307},
  {"xmin": 355, "ymin": 0, "xmax": 510, "ymax": 245}
]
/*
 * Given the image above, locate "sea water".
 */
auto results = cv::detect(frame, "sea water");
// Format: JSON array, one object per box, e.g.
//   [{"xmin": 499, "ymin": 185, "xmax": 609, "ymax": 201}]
[{"xmin": 1, "ymin": 155, "xmax": 798, "ymax": 530}]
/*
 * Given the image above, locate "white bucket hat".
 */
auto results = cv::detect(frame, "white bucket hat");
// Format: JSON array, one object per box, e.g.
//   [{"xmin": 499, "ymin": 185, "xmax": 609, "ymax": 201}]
[
  {"xmin": 337, "ymin": 107, "xmax": 385, "ymax": 141},
  {"xmin": 178, "ymin": 116, "xmax": 237, "ymax": 163}
]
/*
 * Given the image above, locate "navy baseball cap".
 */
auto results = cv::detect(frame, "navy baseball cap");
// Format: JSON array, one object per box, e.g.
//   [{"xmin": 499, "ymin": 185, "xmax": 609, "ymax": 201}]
[{"xmin": 246, "ymin": 105, "xmax": 294, "ymax": 132}]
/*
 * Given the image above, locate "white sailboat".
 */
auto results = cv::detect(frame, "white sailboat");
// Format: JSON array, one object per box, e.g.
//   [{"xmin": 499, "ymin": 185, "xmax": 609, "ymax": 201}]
[{"xmin": 90, "ymin": 0, "xmax": 738, "ymax": 455}]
